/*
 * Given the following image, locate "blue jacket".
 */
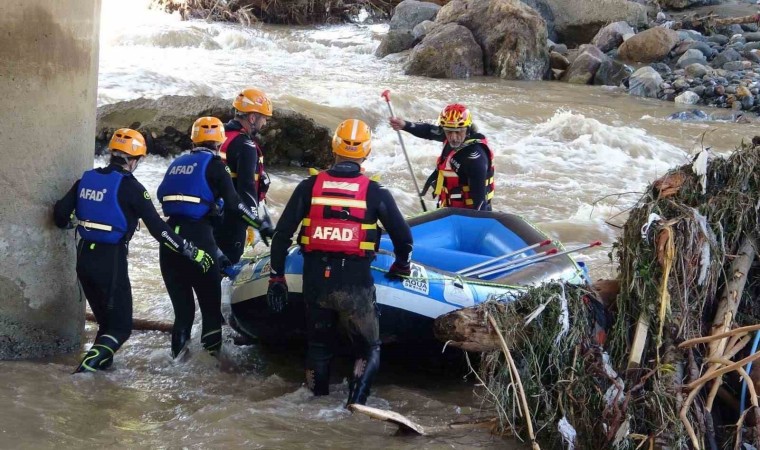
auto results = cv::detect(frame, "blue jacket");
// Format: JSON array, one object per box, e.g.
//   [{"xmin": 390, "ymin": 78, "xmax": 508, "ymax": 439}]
[{"xmin": 75, "ymin": 169, "xmax": 128, "ymax": 244}]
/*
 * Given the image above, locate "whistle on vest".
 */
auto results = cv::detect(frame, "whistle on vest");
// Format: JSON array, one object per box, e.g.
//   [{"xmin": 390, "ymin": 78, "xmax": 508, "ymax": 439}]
[{"xmin": 324, "ymin": 265, "xmax": 331, "ymax": 279}]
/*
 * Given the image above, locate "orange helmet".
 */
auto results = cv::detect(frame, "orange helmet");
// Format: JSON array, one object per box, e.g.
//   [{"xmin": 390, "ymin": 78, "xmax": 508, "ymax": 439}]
[
  {"xmin": 108, "ymin": 128, "xmax": 146, "ymax": 157},
  {"xmin": 332, "ymin": 119, "xmax": 372, "ymax": 159},
  {"xmin": 191, "ymin": 116, "xmax": 226, "ymax": 144},
  {"xmin": 438, "ymin": 103, "xmax": 472, "ymax": 129},
  {"xmin": 232, "ymin": 88, "xmax": 273, "ymax": 116}
]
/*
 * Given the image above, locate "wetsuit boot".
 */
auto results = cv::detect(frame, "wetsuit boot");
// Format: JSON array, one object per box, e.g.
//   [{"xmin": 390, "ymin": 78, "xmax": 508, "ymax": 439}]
[
  {"xmin": 306, "ymin": 342, "xmax": 332, "ymax": 396},
  {"xmin": 201, "ymin": 328, "xmax": 222, "ymax": 357},
  {"xmin": 73, "ymin": 343, "xmax": 116, "ymax": 373},
  {"xmin": 171, "ymin": 327, "xmax": 191, "ymax": 359},
  {"xmin": 347, "ymin": 343, "xmax": 380, "ymax": 406}
]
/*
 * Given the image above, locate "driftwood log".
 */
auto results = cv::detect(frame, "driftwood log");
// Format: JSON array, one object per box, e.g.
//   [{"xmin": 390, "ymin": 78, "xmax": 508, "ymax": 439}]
[
  {"xmin": 673, "ymin": 13, "xmax": 760, "ymax": 31},
  {"xmin": 85, "ymin": 312, "xmax": 173, "ymax": 333}
]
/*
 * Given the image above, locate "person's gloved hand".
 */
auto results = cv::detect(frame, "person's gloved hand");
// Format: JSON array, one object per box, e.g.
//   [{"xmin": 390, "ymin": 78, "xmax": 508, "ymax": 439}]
[
  {"xmin": 182, "ymin": 241, "xmax": 213, "ymax": 273},
  {"xmin": 267, "ymin": 276, "xmax": 288, "ymax": 313},
  {"xmin": 218, "ymin": 253, "xmax": 234, "ymax": 276},
  {"xmin": 257, "ymin": 221, "xmax": 275, "ymax": 247},
  {"xmin": 385, "ymin": 260, "xmax": 411, "ymax": 281}
]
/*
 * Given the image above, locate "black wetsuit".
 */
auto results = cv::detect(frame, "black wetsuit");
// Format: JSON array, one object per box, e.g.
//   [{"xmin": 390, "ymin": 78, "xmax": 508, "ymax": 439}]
[
  {"xmin": 403, "ymin": 122, "xmax": 492, "ymax": 211},
  {"xmin": 270, "ymin": 161, "xmax": 413, "ymax": 404},
  {"xmin": 53, "ymin": 164, "xmax": 191, "ymax": 368},
  {"xmin": 213, "ymin": 120, "xmax": 263, "ymax": 263},
  {"xmin": 158, "ymin": 148, "xmax": 261, "ymax": 356}
]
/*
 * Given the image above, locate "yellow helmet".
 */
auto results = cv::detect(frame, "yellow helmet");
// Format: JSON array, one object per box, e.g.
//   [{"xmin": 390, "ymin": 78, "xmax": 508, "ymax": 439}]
[
  {"xmin": 109, "ymin": 128, "xmax": 146, "ymax": 157},
  {"xmin": 438, "ymin": 103, "xmax": 472, "ymax": 129},
  {"xmin": 191, "ymin": 116, "xmax": 226, "ymax": 144},
  {"xmin": 332, "ymin": 119, "xmax": 372, "ymax": 159},
  {"xmin": 232, "ymin": 88, "xmax": 273, "ymax": 116}
]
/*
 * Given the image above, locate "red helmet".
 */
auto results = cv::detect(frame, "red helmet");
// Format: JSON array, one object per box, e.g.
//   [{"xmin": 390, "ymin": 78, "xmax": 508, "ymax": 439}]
[{"xmin": 438, "ymin": 104, "xmax": 472, "ymax": 129}]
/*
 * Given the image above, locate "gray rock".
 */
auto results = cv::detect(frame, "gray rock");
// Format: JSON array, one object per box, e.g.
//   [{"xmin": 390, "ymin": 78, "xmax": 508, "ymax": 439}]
[
  {"xmin": 541, "ymin": 0, "xmax": 647, "ymax": 47},
  {"xmin": 436, "ymin": 0, "xmax": 549, "ymax": 80},
  {"xmin": 660, "ymin": 0, "xmax": 717, "ymax": 9},
  {"xmin": 711, "ymin": 48, "xmax": 742, "ymax": 69},
  {"xmin": 685, "ymin": 63, "xmax": 709, "ymax": 78},
  {"xmin": 564, "ymin": 44, "xmax": 607, "ymax": 84},
  {"xmin": 678, "ymin": 29, "xmax": 706, "ymax": 42},
  {"xmin": 520, "ymin": 0, "xmax": 557, "ymax": 41},
  {"xmin": 412, "ymin": 20, "xmax": 436, "ymax": 40},
  {"xmin": 628, "ymin": 66, "xmax": 663, "ymax": 98},
  {"xmin": 673, "ymin": 78, "xmax": 690, "ymax": 90},
  {"xmin": 96, "ymin": 96, "xmax": 333, "ymax": 166},
  {"xmin": 550, "ymin": 51, "xmax": 570, "ymax": 70},
  {"xmin": 404, "ymin": 23, "xmax": 484, "ymax": 79},
  {"xmin": 592, "ymin": 21, "xmax": 635, "ymax": 53},
  {"xmin": 650, "ymin": 62, "xmax": 672, "ymax": 76},
  {"xmin": 593, "ymin": 58, "xmax": 632, "ymax": 86},
  {"xmin": 690, "ymin": 85, "xmax": 705, "ymax": 96},
  {"xmin": 722, "ymin": 60, "xmax": 746, "ymax": 71},
  {"xmin": 376, "ymin": 30, "xmax": 417, "ymax": 57},
  {"xmin": 390, "ymin": 0, "xmax": 441, "ymax": 31},
  {"xmin": 708, "ymin": 34, "xmax": 729, "ymax": 46},
  {"xmin": 677, "ymin": 49, "xmax": 706, "ymax": 68},
  {"xmin": 618, "ymin": 27, "xmax": 679, "ymax": 63},
  {"xmin": 553, "ymin": 43, "xmax": 569, "ymax": 55},
  {"xmin": 744, "ymin": 32, "xmax": 760, "ymax": 42},
  {"xmin": 744, "ymin": 42, "xmax": 760, "ymax": 52},
  {"xmin": 743, "ymin": 95, "xmax": 756, "ymax": 109},
  {"xmin": 687, "ymin": 41, "xmax": 716, "ymax": 59},
  {"xmin": 743, "ymin": 24, "xmax": 759, "ymax": 33},
  {"xmin": 675, "ymin": 91, "xmax": 700, "ymax": 104},
  {"xmin": 746, "ymin": 49, "xmax": 760, "ymax": 63},
  {"xmin": 729, "ymin": 34, "xmax": 747, "ymax": 45}
]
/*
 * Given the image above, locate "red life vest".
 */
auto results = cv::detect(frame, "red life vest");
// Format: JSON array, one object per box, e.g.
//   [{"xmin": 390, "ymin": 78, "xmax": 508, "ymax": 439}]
[
  {"xmin": 220, "ymin": 129, "xmax": 269, "ymax": 201},
  {"xmin": 434, "ymin": 137, "xmax": 495, "ymax": 209},
  {"xmin": 299, "ymin": 171, "xmax": 378, "ymax": 257}
]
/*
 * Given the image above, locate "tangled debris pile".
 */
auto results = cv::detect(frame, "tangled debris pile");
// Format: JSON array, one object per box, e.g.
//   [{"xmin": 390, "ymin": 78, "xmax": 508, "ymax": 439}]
[{"xmin": 436, "ymin": 140, "xmax": 760, "ymax": 448}]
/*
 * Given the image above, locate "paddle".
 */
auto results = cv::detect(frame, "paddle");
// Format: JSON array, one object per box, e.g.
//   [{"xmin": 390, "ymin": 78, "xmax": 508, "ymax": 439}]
[
  {"xmin": 477, "ymin": 240, "xmax": 602, "ymax": 278},
  {"xmin": 348, "ymin": 403, "xmax": 496, "ymax": 436},
  {"xmin": 468, "ymin": 248, "xmax": 558, "ymax": 278},
  {"xmin": 381, "ymin": 89, "xmax": 427, "ymax": 213},
  {"xmin": 457, "ymin": 239, "xmax": 552, "ymax": 276}
]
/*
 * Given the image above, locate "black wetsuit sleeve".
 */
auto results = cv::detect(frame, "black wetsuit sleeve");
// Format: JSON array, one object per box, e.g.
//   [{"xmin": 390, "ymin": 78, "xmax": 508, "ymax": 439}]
[
  {"xmin": 232, "ymin": 137, "xmax": 259, "ymax": 210},
  {"xmin": 53, "ymin": 180, "xmax": 80, "ymax": 228},
  {"xmin": 207, "ymin": 158, "xmax": 261, "ymax": 228},
  {"xmin": 270, "ymin": 178, "xmax": 314, "ymax": 276},
  {"xmin": 123, "ymin": 178, "xmax": 189, "ymax": 253},
  {"xmin": 454, "ymin": 144, "xmax": 490, "ymax": 211},
  {"xmin": 402, "ymin": 122, "xmax": 446, "ymax": 143},
  {"xmin": 374, "ymin": 183, "xmax": 413, "ymax": 263}
]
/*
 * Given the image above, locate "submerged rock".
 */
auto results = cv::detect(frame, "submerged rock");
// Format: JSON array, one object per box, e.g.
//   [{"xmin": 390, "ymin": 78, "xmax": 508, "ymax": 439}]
[
  {"xmin": 96, "ymin": 96, "xmax": 333, "ymax": 167},
  {"xmin": 628, "ymin": 66, "xmax": 663, "ymax": 98}
]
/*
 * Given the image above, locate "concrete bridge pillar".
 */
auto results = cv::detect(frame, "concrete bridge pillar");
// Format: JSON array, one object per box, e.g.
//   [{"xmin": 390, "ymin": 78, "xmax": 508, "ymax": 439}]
[{"xmin": 0, "ymin": 0, "xmax": 101, "ymax": 359}]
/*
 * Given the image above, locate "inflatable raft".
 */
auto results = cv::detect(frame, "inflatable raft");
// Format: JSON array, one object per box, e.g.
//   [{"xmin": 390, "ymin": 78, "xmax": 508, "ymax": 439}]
[{"xmin": 228, "ymin": 208, "xmax": 588, "ymax": 348}]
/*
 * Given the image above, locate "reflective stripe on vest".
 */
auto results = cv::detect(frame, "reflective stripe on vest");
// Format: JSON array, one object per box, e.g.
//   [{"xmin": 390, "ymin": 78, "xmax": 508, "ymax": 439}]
[
  {"xmin": 298, "ymin": 171, "xmax": 377, "ymax": 257},
  {"xmin": 157, "ymin": 150, "xmax": 215, "ymax": 219},
  {"xmin": 434, "ymin": 136, "xmax": 495, "ymax": 209},
  {"xmin": 75, "ymin": 169, "xmax": 129, "ymax": 244}
]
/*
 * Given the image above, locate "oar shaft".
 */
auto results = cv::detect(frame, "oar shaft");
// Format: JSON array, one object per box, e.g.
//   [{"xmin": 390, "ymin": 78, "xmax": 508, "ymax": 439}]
[
  {"xmin": 478, "ymin": 241, "xmax": 601, "ymax": 278},
  {"xmin": 471, "ymin": 248, "xmax": 557, "ymax": 277},
  {"xmin": 457, "ymin": 239, "xmax": 552, "ymax": 276}
]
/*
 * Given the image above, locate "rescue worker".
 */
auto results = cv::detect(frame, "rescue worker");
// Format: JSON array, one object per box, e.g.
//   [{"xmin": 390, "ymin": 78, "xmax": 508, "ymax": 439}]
[
  {"xmin": 53, "ymin": 128, "xmax": 213, "ymax": 373},
  {"xmin": 214, "ymin": 87, "xmax": 273, "ymax": 263},
  {"xmin": 157, "ymin": 117, "xmax": 275, "ymax": 358},
  {"xmin": 266, "ymin": 119, "xmax": 413, "ymax": 406},
  {"xmin": 389, "ymin": 103, "xmax": 495, "ymax": 210}
]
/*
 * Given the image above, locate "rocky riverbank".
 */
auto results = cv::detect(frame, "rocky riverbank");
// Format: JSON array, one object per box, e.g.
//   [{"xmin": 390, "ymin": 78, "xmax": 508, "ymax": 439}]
[
  {"xmin": 377, "ymin": 0, "xmax": 760, "ymax": 119},
  {"xmin": 96, "ymin": 96, "xmax": 333, "ymax": 165}
]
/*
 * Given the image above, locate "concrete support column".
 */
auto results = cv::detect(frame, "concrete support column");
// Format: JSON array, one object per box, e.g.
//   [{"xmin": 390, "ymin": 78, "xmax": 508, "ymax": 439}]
[{"xmin": 0, "ymin": 0, "xmax": 101, "ymax": 359}]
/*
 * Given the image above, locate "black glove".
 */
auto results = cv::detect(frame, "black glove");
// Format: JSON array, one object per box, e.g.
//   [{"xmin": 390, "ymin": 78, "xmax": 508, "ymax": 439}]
[
  {"xmin": 217, "ymin": 252, "xmax": 234, "ymax": 277},
  {"xmin": 421, "ymin": 170, "xmax": 438, "ymax": 199},
  {"xmin": 257, "ymin": 221, "xmax": 275, "ymax": 247},
  {"xmin": 385, "ymin": 261, "xmax": 411, "ymax": 281},
  {"xmin": 267, "ymin": 276, "xmax": 288, "ymax": 313},
  {"xmin": 182, "ymin": 240, "xmax": 213, "ymax": 274}
]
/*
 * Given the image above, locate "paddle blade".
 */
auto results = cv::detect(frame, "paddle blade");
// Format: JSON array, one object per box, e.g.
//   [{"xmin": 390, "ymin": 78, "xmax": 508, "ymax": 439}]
[{"xmin": 381, "ymin": 90, "xmax": 391, "ymax": 102}]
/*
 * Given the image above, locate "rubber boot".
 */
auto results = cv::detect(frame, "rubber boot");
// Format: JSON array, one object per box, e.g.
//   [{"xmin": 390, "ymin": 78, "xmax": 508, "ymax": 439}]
[
  {"xmin": 171, "ymin": 327, "xmax": 191, "ymax": 359},
  {"xmin": 73, "ymin": 344, "xmax": 115, "ymax": 374},
  {"xmin": 347, "ymin": 344, "xmax": 380, "ymax": 407},
  {"xmin": 201, "ymin": 329, "xmax": 222, "ymax": 357},
  {"xmin": 306, "ymin": 342, "xmax": 332, "ymax": 396}
]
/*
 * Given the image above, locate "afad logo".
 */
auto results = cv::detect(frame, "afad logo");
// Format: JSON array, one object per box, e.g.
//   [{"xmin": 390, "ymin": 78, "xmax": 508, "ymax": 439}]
[
  {"xmin": 402, "ymin": 263, "xmax": 429, "ymax": 295},
  {"xmin": 169, "ymin": 162, "xmax": 197, "ymax": 175},
  {"xmin": 79, "ymin": 188, "xmax": 107, "ymax": 202}
]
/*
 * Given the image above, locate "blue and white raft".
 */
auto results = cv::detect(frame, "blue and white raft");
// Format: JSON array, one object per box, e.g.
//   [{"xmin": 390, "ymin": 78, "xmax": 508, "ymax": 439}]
[{"xmin": 228, "ymin": 208, "xmax": 588, "ymax": 348}]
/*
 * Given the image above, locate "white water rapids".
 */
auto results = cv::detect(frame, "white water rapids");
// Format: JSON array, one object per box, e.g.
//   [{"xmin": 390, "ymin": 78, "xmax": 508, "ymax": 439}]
[{"xmin": 1, "ymin": 0, "xmax": 757, "ymax": 447}]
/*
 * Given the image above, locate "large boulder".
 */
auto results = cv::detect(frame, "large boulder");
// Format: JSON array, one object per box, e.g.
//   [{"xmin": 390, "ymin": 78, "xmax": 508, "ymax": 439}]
[
  {"xmin": 628, "ymin": 66, "xmax": 663, "ymax": 98},
  {"xmin": 592, "ymin": 21, "xmax": 635, "ymax": 53},
  {"xmin": 376, "ymin": 30, "xmax": 417, "ymax": 57},
  {"xmin": 520, "ymin": 0, "xmax": 556, "ymax": 41},
  {"xmin": 594, "ymin": 59, "xmax": 633, "ymax": 86},
  {"xmin": 563, "ymin": 44, "xmax": 607, "ymax": 84},
  {"xmin": 95, "ymin": 96, "xmax": 333, "ymax": 168},
  {"xmin": 389, "ymin": 0, "xmax": 441, "ymax": 31},
  {"xmin": 542, "ymin": 0, "xmax": 647, "ymax": 47},
  {"xmin": 436, "ymin": 0, "xmax": 549, "ymax": 80},
  {"xmin": 405, "ymin": 23, "xmax": 484, "ymax": 78},
  {"xmin": 618, "ymin": 27, "xmax": 679, "ymax": 63},
  {"xmin": 659, "ymin": 0, "xmax": 718, "ymax": 10}
]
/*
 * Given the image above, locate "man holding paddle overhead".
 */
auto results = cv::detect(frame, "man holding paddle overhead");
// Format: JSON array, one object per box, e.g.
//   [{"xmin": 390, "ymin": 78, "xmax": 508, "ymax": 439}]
[
  {"xmin": 266, "ymin": 119, "xmax": 413, "ymax": 406},
  {"xmin": 389, "ymin": 103, "xmax": 495, "ymax": 211}
]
